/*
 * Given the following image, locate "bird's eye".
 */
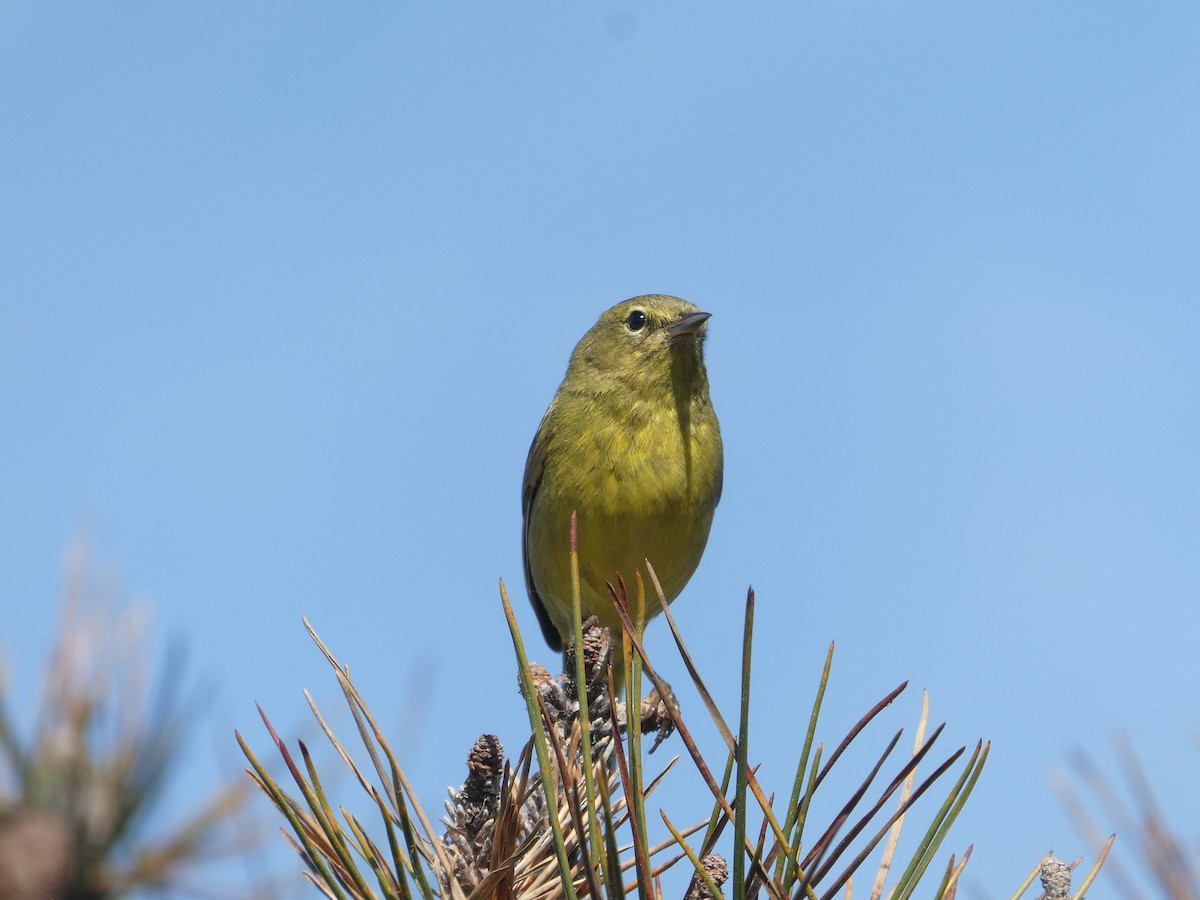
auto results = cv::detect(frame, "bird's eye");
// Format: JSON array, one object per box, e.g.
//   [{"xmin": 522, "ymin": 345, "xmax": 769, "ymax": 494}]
[{"xmin": 625, "ymin": 310, "xmax": 647, "ymax": 332}]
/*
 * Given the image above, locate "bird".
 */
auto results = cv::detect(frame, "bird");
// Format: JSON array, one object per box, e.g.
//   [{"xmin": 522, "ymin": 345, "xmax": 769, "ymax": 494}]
[{"xmin": 521, "ymin": 294, "xmax": 723, "ymax": 676}]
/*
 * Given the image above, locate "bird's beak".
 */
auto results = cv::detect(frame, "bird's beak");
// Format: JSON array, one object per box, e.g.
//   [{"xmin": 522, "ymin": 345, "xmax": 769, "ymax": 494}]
[{"xmin": 667, "ymin": 311, "xmax": 712, "ymax": 340}]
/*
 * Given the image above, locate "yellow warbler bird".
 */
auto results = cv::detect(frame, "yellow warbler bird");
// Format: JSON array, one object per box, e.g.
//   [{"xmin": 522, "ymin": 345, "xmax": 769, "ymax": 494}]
[{"xmin": 522, "ymin": 294, "xmax": 723, "ymax": 663}]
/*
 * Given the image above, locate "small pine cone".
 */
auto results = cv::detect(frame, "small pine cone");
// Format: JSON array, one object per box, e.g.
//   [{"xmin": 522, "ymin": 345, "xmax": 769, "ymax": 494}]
[
  {"xmin": 1038, "ymin": 857, "xmax": 1074, "ymax": 900},
  {"xmin": 640, "ymin": 683, "xmax": 679, "ymax": 753},
  {"xmin": 462, "ymin": 735, "xmax": 504, "ymax": 809},
  {"xmin": 684, "ymin": 854, "xmax": 729, "ymax": 900}
]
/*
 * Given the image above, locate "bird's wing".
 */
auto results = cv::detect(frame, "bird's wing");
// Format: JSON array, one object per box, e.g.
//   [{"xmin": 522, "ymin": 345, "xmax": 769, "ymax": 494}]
[{"xmin": 522, "ymin": 415, "xmax": 564, "ymax": 651}]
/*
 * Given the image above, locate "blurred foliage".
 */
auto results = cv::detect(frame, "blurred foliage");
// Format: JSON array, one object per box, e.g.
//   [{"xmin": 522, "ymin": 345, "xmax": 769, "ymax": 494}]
[
  {"xmin": 1054, "ymin": 733, "xmax": 1197, "ymax": 899},
  {"xmin": 0, "ymin": 542, "xmax": 265, "ymax": 899}
]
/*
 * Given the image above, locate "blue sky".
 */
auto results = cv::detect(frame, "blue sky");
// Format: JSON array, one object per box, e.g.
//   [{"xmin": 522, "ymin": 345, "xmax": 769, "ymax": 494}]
[{"xmin": 2, "ymin": 3, "xmax": 1197, "ymax": 897}]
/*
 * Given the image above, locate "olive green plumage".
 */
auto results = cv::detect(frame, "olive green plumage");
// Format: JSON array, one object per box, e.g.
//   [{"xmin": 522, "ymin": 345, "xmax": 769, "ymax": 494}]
[{"xmin": 522, "ymin": 294, "xmax": 724, "ymax": 656}]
